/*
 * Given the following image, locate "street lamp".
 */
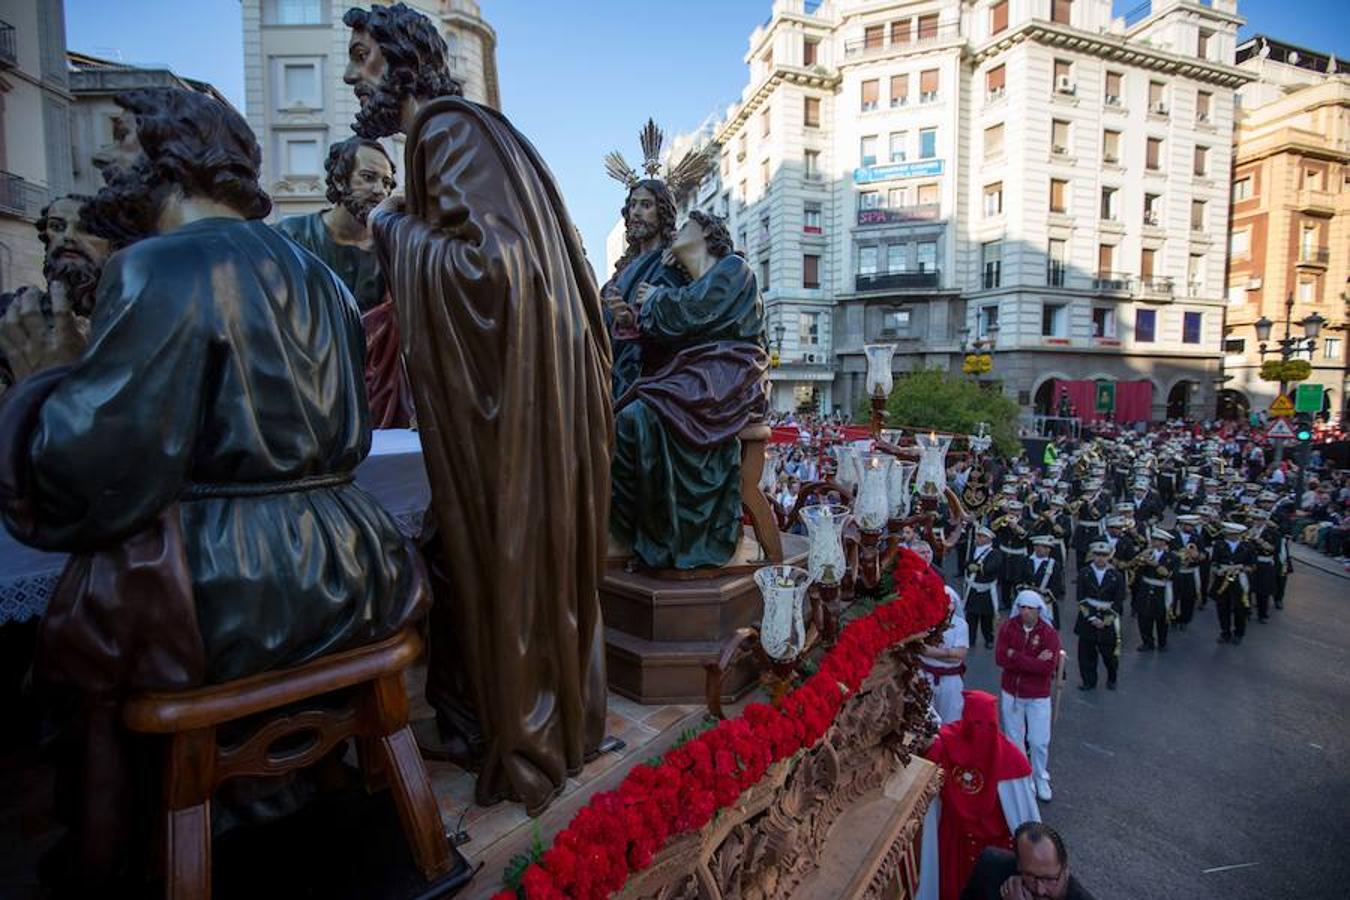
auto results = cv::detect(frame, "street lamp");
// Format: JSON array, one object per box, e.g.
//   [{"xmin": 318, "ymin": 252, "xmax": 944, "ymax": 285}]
[
  {"xmin": 1255, "ymin": 294, "xmax": 1323, "ymax": 464},
  {"xmin": 771, "ymin": 321, "xmax": 785, "ymax": 370}
]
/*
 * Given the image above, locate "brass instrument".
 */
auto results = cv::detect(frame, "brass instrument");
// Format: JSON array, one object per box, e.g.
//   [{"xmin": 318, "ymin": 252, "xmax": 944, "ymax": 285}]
[
  {"xmin": 1180, "ymin": 542, "xmax": 1204, "ymax": 566},
  {"xmin": 1211, "ymin": 564, "xmax": 1246, "ymax": 604},
  {"xmin": 1119, "ymin": 547, "xmax": 1152, "ymax": 575}
]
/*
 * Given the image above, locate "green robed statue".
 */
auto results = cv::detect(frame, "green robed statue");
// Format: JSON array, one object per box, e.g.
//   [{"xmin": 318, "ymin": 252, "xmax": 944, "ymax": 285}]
[{"xmin": 610, "ymin": 211, "xmax": 769, "ymax": 569}]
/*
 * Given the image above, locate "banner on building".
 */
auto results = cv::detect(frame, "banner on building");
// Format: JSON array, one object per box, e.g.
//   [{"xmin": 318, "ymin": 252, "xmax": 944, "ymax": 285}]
[{"xmin": 1094, "ymin": 380, "xmax": 1115, "ymax": 414}]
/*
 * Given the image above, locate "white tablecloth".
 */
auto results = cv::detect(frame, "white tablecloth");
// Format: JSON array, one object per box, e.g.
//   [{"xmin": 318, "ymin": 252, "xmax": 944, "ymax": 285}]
[{"xmin": 0, "ymin": 429, "xmax": 431, "ymax": 626}]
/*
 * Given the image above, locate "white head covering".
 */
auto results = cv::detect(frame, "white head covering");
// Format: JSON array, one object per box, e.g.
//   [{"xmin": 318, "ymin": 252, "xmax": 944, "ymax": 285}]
[
  {"xmin": 1014, "ymin": 589, "xmax": 1052, "ymax": 624},
  {"xmin": 945, "ymin": 584, "xmax": 967, "ymax": 619}
]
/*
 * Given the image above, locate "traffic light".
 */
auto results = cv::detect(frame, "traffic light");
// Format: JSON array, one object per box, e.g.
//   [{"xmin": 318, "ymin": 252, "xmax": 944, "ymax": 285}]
[{"xmin": 1294, "ymin": 413, "xmax": 1313, "ymax": 442}]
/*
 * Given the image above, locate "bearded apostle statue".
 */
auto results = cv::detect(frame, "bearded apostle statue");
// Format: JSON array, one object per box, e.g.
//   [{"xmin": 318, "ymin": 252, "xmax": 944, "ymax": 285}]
[
  {"xmin": 343, "ymin": 2, "xmax": 611, "ymax": 815},
  {"xmin": 0, "ymin": 86, "xmax": 427, "ymax": 887},
  {"xmin": 275, "ymin": 137, "xmax": 414, "ymax": 427}
]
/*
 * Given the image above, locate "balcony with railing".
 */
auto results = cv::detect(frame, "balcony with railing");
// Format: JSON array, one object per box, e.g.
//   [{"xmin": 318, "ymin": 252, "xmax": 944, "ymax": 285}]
[
  {"xmin": 843, "ymin": 22, "xmax": 962, "ymax": 59},
  {"xmin": 1046, "ymin": 262, "xmax": 1067, "ymax": 287},
  {"xmin": 1297, "ymin": 246, "xmax": 1330, "ymax": 268},
  {"xmin": 1093, "ymin": 271, "xmax": 1133, "ymax": 293},
  {"xmin": 1136, "ymin": 275, "xmax": 1175, "ymax": 300},
  {"xmin": 1295, "ymin": 189, "xmax": 1335, "ymax": 215},
  {"xmin": 856, "ymin": 270, "xmax": 940, "ymax": 293},
  {"xmin": 0, "ymin": 172, "xmax": 50, "ymax": 220},
  {"xmin": 0, "ymin": 21, "xmax": 15, "ymax": 69}
]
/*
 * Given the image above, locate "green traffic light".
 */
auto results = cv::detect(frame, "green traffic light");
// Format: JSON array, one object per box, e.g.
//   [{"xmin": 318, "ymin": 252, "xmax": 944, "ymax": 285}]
[{"xmin": 1296, "ymin": 430, "xmax": 1311, "ymax": 441}]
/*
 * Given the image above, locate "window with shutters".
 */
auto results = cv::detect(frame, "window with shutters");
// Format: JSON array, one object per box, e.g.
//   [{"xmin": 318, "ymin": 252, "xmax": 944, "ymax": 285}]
[
  {"xmin": 1197, "ymin": 90, "xmax": 1212, "ymax": 122},
  {"xmin": 803, "ymin": 254, "xmax": 820, "ymax": 290},
  {"xmin": 804, "ymin": 38, "xmax": 819, "ymax": 67},
  {"xmin": 804, "ymin": 149, "xmax": 820, "ymax": 178},
  {"xmin": 917, "ymin": 183, "xmax": 939, "ymax": 205},
  {"xmin": 978, "ymin": 305, "xmax": 1000, "ymax": 338},
  {"xmin": 1048, "ymin": 239, "xmax": 1067, "ymax": 286},
  {"xmin": 761, "ymin": 108, "xmax": 771, "ymax": 138},
  {"xmin": 1104, "ymin": 71, "xmax": 1123, "ymax": 106},
  {"xmin": 861, "ymin": 79, "xmax": 879, "ymax": 112},
  {"xmin": 1140, "ymin": 247, "xmax": 1156, "ymax": 279},
  {"xmin": 860, "ymin": 135, "xmax": 878, "ymax": 167},
  {"xmin": 984, "ymin": 123, "xmax": 1004, "ymax": 160},
  {"xmin": 892, "ymin": 19, "xmax": 911, "ymax": 44},
  {"xmin": 1232, "ymin": 177, "xmax": 1252, "ymax": 202},
  {"xmin": 1193, "ymin": 145, "xmax": 1208, "ymax": 176},
  {"xmin": 920, "ymin": 69, "xmax": 939, "ymax": 103},
  {"xmin": 860, "ymin": 190, "xmax": 881, "ymax": 211},
  {"xmin": 1197, "ymin": 29, "xmax": 1212, "ymax": 60},
  {"xmin": 761, "ymin": 258, "xmax": 771, "ymax": 291},
  {"xmin": 889, "ymin": 131, "xmax": 907, "ymax": 162},
  {"xmin": 1143, "ymin": 193, "xmax": 1161, "ymax": 225},
  {"xmin": 1053, "ymin": 59, "xmax": 1074, "ymax": 94},
  {"xmin": 1229, "ymin": 230, "xmax": 1249, "ymax": 257},
  {"xmin": 1149, "ymin": 81, "xmax": 1166, "ymax": 115},
  {"xmin": 1093, "ymin": 308, "xmax": 1116, "ymax": 338},
  {"xmin": 804, "ymin": 202, "xmax": 822, "ymax": 234},
  {"xmin": 1051, "ymin": 119, "xmax": 1070, "ymax": 155},
  {"xmin": 804, "ymin": 97, "xmax": 821, "ymax": 128},
  {"xmin": 1100, "ymin": 186, "xmax": 1118, "ymax": 221},
  {"xmin": 918, "ymin": 14, "xmax": 938, "ymax": 40},
  {"xmin": 1050, "ymin": 178, "xmax": 1068, "ymax": 213},
  {"xmin": 983, "ymin": 182, "xmax": 1003, "ymax": 217},
  {"xmin": 891, "ymin": 74, "xmax": 909, "ymax": 107},
  {"xmin": 986, "ymin": 64, "xmax": 1006, "ymax": 100},
  {"xmin": 864, "ymin": 25, "xmax": 884, "ymax": 50},
  {"xmin": 1051, "ymin": 0, "xmax": 1072, "ymax": 25},
  {"xmin": 1146, "ymin": 137, "xmax": 1162, "ymax": 170},
  {"xmin": 761, "ymin": 159, "xmax": 771, "ymax": 189},
  {"xmin": 1098, "ymin": 243, "xmax": 1115, "ymax": 277},
  {"xmin": 1190, "ymin": 199, "xmax": 1206, "ymax": 231},
  {"xmin": 991, "ymin": 0, "xmax": 1009, "ymax": 34},
  {"xmin": 1102, "ymin": 129, "xmax": 1120, "ymax": 163},
  {"xmin": 919, "ymin": 128, "xmax": 937, "ymax": 159},
  {"xmin": 983, "ymin": 241, "xmax": 1003, "ymax": 289},
  {"xmin": 888, "ymin": 187, "xmax": 906, "ymax": 209},
  {"xmin": 1042, "ymin": 303, "xmax": 1067, "ymax": 337}
]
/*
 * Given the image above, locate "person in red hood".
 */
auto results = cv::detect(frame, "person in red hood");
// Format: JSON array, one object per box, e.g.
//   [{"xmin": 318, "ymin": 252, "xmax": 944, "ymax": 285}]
[
  {"xmin": 997, "ymin": 591, "xmax": 1061, "ymax": 804},
  {"xmin": 917, "ymin": 690, "xmax": 1041, "ymax": 900}
]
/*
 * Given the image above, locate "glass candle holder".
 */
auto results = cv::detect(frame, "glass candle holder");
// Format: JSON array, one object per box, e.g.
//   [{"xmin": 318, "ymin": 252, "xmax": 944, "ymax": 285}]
[
  {"xmin": 888, "ymin": 459, "xmax": 918, "ymax": 520},
  {"xmin": 915, "ymin": 430, "xmax": 953, "ymax": 499},
  {"xmin": 800, "ymin": 503, "xmax": 850, "ymax": 586},
  {"xmin": 754, "ymin": 565, "xmax": 811, "ymax": 660},
  {"xmin": 864, "ymin": 343, "xmax": 898, "ymax": 396},
  {"xmin": 855, "ymin": 453, "xmax": 892, "ymax": 531}
]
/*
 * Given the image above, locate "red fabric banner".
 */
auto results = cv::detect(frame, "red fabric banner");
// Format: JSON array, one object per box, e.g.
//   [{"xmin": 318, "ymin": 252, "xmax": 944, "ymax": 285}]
[{"xmin": 1053, "ymin": 379, "xmax": 1154, "ymax": 424}]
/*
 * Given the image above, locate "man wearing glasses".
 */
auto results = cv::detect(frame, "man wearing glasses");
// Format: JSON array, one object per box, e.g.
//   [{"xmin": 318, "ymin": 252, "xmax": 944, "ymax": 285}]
[{"xmin": 959, "ymin": 822, "xmax": 1095, "ymax": 899}]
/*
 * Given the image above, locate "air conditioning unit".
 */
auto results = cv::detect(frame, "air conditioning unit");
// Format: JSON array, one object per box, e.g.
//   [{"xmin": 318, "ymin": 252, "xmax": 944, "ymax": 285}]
[
  {"xmin": 1056, "ymin": 76, "xmax": 1075, "ymax": 95},
  {"xmin": 1151, "ymin": 101, "xmax": 1168, "ymax": 115},
  {"xmin": 1247, "ymin": 277, "xmax": 1263, "ymax": 290},
  {"xmin": 805, "ymin": 353, "xmax": 818, "ymax": 363}
]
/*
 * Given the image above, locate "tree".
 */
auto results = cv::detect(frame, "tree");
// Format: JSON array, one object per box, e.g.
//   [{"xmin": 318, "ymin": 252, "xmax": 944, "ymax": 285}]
[{"xmin": 858, "ymin": 368, "xmax": 1022, "ymax": 457}]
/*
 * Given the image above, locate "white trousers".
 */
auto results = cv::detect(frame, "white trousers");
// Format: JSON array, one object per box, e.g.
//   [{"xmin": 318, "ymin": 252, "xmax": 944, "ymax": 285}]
[
  {"xmin": 1000, "ymin": 691, "xmax": 1052, "ymax": 786},
  {"xmin": 924, "ymin": 671, "xmax": 965, "ymax": 725}
]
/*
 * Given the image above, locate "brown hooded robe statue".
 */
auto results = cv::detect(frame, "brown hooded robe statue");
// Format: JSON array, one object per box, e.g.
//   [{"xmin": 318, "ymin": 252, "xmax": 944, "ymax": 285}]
[{"xmin": 370, "ymin": 96, "xmax": 611, "ymax": 814}]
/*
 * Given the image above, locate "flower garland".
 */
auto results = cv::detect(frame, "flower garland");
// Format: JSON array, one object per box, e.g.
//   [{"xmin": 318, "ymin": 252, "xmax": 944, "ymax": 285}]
[{"xmin": 493, "ymin": 549, "xmax": 949, "ymax": 900}]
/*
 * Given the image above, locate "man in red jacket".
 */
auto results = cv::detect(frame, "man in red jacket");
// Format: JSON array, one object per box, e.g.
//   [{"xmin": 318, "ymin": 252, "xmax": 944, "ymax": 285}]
[{"xmin": 997, "ymin": 590, "xmax": 1061, "ymax": 803}]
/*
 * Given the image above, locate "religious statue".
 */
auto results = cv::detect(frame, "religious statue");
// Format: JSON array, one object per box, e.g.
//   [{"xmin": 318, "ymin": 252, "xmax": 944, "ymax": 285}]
[
  {"xmin": 275, "ymin": 137, "xmax": 414, "ymax": 427},
  {"xmin": 600, "ymin": 120, "xmax": 714, "ymax": 399},
  {"xmin": 0, "ymin": 87, "xmax": 427, "ymax": 885},
  {"xmin": 610, "ymin": 210, "xmax": 769, "ymax": 569},
  {"xmin": 0, "ymin": 194, "xmax": 110, "ymax": 391},
  {"xmin": 344, "ymin": 2, "xmax": 611, "ymax": 815}
]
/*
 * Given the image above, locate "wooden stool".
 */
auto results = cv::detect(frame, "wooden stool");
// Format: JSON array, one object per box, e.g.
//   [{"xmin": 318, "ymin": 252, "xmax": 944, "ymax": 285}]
[
  {"xmin": 123, "ymin": 629, "xmax": 453, "ymax": 900},
  {"xmin": 739, "ymin": 422, "xmax": 784, "ymax": 564}
]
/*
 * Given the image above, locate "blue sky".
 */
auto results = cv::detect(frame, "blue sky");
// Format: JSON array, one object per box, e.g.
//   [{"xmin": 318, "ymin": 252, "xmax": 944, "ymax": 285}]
[{"xmin": 66, "ymin": 0, "xmax": 1349, "ymax": 264}]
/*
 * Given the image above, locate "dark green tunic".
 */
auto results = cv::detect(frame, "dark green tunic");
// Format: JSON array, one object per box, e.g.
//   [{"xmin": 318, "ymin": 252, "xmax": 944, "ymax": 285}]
[
  {"xmin": 2, "ymin": 218, "xmax": 424, "ymax": 686},
  {"xmin": 611, "ymin": 254, "xmax": 768, "ymax": 569},
  {"xmin": 276, "ymin": 210, "xmax": 386, "ymax": 312},
  {"xmin": 603, "ymin": 248, "xmax": 684, "ymax": 401}
]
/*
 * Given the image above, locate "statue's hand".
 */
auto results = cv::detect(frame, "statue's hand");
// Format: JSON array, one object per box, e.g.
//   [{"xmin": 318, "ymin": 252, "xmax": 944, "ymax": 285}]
[
  {"xmin": 661, "ymin": 248, "xmax": 678, "ymax": 268},
  {"xmin": 634, "ymin": 282, "xmax": 655, "ymax": 305},
  {"xmin": 0, "ymin": 283, "xmax": 87, "ymax": 380},
  {"xmin": 372, "ymin": 193, "xmax": 406, "ymax": 222}
]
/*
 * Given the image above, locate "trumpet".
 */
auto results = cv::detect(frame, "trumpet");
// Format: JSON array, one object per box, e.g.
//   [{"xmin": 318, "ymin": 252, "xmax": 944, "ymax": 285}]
[
  {"xmin": 1181, "ymin": 543, "xmax": 1204, "ymax": 566},
  {"xmin": 1119, "ymin": 547, "xmax": 1152, "ymax": 573}
]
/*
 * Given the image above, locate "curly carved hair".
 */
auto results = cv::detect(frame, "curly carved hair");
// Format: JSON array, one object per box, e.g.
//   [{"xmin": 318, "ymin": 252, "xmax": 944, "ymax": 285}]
[
  {"xmin": 106, "ymin": 87, "xmax": 271, "ymax": 220},
  {"xmin": 688, "ymin": 209, "xmax": 734, "ymax": 259},
  {"xmin": 324, "ymin": 137, "xmax": 396, "ymax": 205},
  {"xmin": 35, "ymin": 194, "xmax": 95, "ymax": 246},
  {"xmin": 343, "ymin": 4, "xmax": 463, "ymax": 101}
]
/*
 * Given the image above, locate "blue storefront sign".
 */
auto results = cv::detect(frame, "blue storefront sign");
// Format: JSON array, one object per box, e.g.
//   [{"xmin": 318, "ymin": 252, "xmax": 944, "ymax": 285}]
[{"xmin": 853, "ymin": 159, "xmax": 944, "ymax": 184}]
